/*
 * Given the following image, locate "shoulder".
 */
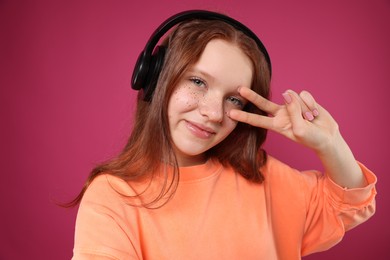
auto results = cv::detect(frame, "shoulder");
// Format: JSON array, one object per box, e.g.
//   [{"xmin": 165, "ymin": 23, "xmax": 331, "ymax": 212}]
[
  {"xmin": 81, "ymin": 174, "xmax": 139, "ymax": 207},
  {"xmin": 74, "ymin": 175, "xmax": 141, "ymax": 259},
  {"xmin": 262, "ymin": 155, "xmax": 317, "ymax": 178},
  {"xmin": 262, "ymin": 155, "xmax": 294, "ymax": 173},
  {"xmin": 261, "ymin": 155, "xmax": 322, "ymax": 193}
]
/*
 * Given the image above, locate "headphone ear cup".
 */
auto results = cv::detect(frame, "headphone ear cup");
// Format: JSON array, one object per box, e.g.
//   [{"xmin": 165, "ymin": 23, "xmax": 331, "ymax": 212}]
[
  {"xmin": 142, "ymin": 45, "xmax": 166, "ymax": 101},
  {"xmin": 131, "ymin": 51, "xmax": 149, "ymax": 91}
]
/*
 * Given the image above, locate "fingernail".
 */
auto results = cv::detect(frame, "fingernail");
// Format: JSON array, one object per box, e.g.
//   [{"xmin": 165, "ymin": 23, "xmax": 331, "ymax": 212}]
[
  {"xmin": 282, "ymin": 92, "xmax": 292, "ymax": 104},
  {"xmin": 305, "ymin": 111, "xmax": 314, "ymax": 121},
  {"xmin": 312, "ymin": 109, "xmax": 319, "ymax": 116}
]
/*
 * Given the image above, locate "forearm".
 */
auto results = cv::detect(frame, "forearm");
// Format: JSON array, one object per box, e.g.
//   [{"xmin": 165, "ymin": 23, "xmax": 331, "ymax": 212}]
[{"xmin": 316, "ymin": 131, "xmax": 368, "ymax": 189}]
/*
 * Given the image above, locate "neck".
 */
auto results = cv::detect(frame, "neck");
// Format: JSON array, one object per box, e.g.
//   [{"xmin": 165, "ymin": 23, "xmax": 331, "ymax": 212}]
[{"xmin": 176, "ymin": 154, "xmax": 207, "ymax": 167}]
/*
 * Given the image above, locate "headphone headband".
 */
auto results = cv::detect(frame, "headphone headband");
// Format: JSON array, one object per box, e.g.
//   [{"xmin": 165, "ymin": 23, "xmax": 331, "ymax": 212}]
[{"xmin": 131, "ymin": 10, "xmax": 272, "ymax": 101}]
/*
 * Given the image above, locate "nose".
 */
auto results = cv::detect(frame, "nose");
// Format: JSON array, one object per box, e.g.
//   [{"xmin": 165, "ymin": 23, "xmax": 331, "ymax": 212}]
[{"xmin": 198, "ymin": 93, "xmax": 224, "ymax": 123}]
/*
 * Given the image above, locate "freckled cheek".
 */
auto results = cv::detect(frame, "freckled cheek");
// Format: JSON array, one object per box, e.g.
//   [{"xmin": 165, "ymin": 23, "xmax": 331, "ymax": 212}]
[
  {"xmin": 172, "ymin": 87, "xmax": 201, "ymax": 108},
  {"xmin": 226, "ymin": 118, "xmax": 238, "ymax": 127},
  {"xmin": 223, "ymin": 105, "xmax": 236, "ymax": 118},
  {"xmin": 223, "ymin": 109, "xmax": 238, "ymax": 126},
  {"xmin": 221, "ymin": 106, "xmax": 238, "ymax": 128}
]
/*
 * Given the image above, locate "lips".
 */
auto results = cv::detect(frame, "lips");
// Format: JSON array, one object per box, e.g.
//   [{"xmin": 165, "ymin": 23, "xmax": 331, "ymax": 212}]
[{"xmin": 185, "ymin": 120, "xmax": 216, "ymax": 139}]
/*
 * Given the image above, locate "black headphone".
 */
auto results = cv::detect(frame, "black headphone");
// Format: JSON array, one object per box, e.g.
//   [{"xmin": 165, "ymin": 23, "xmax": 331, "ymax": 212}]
[{"xmin": 131, "ymin": 10, "xmax": 272, "ymax": 101}]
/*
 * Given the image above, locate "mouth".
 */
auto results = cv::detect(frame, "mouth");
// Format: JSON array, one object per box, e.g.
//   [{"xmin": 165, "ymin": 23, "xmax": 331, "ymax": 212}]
[{"xmin": 185, "ymin": 120, "xmax": 216, "ymax": 139}]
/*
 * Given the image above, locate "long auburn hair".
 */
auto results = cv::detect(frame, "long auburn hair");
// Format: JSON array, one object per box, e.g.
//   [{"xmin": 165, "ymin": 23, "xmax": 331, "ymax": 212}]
[{"xmin": 67, "ymin": 18, "xmax": 271, "ymax": 208}]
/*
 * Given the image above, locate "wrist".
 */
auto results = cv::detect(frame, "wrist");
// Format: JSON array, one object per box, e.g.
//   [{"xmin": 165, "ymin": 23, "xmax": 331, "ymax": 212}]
[{"xmin": 315, "ymin": 128, "xmax": 345, "ymax": 159}]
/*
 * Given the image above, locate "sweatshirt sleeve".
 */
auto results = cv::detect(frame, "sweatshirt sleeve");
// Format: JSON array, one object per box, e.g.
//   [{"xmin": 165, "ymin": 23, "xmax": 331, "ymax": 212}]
[
  {"xmin": 300, "ymin": 162, "xmax": 377, "ymax": 256},
  {"xmin": 72, "ymin": 175, "xmax": 140, "ymax": 260}
]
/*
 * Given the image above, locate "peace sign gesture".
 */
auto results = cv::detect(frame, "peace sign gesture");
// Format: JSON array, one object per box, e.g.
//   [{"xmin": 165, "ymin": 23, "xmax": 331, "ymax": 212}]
[
  {"xmin": 229, "ymin": 87, "xmax": 339, "ymax": 154},
  {"xmin": 229, "ymin": 87, "xmax": 367, "ymax": 189}
]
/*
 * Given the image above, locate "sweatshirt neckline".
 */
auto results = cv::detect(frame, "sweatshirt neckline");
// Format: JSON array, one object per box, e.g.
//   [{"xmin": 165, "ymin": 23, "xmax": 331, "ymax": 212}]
[{"xmin": 177, "ymin": 159, "xmax": 222, "ymax": 182}]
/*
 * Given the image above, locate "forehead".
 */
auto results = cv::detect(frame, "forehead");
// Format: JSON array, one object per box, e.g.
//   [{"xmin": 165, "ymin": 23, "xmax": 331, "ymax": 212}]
[{"xmin": 192, "ymin": 39, "xmax": 253, "ymax": 88}]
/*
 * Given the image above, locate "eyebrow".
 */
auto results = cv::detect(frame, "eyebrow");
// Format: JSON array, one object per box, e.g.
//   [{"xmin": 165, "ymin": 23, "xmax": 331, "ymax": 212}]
[{"xmin": 185, "ymin": 67, "xmax": 215, "ymax": 82}]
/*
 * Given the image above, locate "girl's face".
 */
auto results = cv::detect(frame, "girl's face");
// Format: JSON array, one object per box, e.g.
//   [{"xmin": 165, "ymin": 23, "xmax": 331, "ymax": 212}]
[{"xmin": 167, "ymin": 39, "xmax": 253, "ymax": 166}]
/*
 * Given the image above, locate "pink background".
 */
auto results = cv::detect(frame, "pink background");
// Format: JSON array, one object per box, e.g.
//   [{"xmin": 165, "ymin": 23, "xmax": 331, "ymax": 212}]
[{"xmin": 1, "ymin": 0, "xmax": 389, "ymax": 259}]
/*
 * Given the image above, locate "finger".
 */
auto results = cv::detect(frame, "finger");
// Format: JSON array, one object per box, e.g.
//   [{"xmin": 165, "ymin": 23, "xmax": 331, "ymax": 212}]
[
  {"xmin": 299, "ymin": 90, "xmax": 319, "ymax": 117},
  {"xmin": 284, "ymin": 90, "xmax": 314, "ymax": 121},
  {"xmin": 282, "ymin": 91, "xmax": 307, "ymax": 134},
  {"xmin": 229, "ymin": 109, "xmax": 274, "ymax": 130},
  {"xmin": 238, "ymin": 87, "xmax": 280, "ymax": 115}
]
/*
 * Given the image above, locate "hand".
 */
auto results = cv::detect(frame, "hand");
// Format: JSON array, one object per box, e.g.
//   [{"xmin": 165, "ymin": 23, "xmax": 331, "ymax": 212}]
[
  {"xmin": 229, "ymin": 87, "xmax": 368, "ymax": 188},
  {"xmin": 229, "ymin": 87, "xmax": 340, "ymax": 154}
]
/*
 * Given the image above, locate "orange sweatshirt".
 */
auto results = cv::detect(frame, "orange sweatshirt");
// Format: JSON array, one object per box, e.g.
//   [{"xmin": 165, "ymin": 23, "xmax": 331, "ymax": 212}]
[{"xmin": 72, "ymin": 156, "xmax": 376, "ymax": 260}]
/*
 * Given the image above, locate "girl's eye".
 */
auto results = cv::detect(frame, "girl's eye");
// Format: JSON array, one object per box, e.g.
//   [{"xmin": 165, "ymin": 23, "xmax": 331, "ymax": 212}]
[
  {"xmin": 189, "ymin": 77, "xmax": 206, "ymax": 88},
  {"xmin": 226, "ymin": 96, "xmax": 244, "ymax": 108}
]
